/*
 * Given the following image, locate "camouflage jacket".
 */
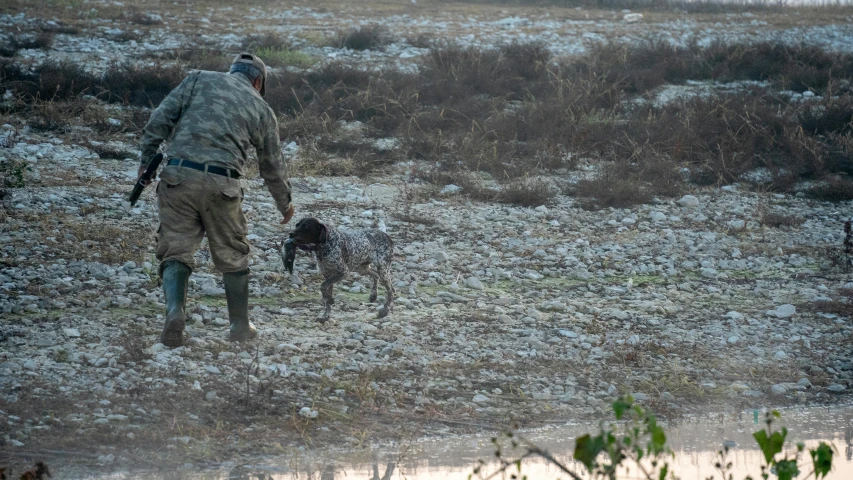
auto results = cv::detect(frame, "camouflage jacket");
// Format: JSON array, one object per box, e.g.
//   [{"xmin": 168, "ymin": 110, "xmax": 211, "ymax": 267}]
[{"xmin": 139, "ymin": 70, "xmax": 291, "ymax": 213}]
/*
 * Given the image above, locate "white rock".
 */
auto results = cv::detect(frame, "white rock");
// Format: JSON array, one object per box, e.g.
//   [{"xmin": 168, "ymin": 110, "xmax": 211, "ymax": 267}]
[
  {"xmin": 677, "ymin": 195, "xmax": 700, "ymax": 208},
  {"xmin": 433, "ymin": 251, "xmax": 450, "ymax": 262},
  {"xmin": 767, "ymin": 304, "xmax": 796, "ymax": 318},
  {"xmin": 299, "ymin": 406, "xmax": 319, "ymax": 418},
  {"xmin": 623, "ymin": 13, "xmax": 643, "ymax": 23},
  {"xmin": 465, "ymin": 277, "xmax": 484, "ymax": 290},
  {"xmin": 650, "ymin": 211, "xmax": 666, "ymax": 222},
  {"xmin": 440, "ymin": 184, "xmax": 461, "ymax": 195},
  {"xmin": 770, "ymin": 384, "xmax": 787, "ymax": 395},
  {"xmin": 63, "ymin": 328, "xmax": 81, "ymax": 337},
  {"xmin": 472, "ymin": 394, "xmax": 490, "ymax": 404}
]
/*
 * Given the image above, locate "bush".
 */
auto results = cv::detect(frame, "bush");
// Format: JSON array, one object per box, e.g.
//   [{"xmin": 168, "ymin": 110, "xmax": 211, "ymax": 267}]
[
  {"xmin": 807, "ymin": 176, "xmax": 853, "ymax": 201},
  {"xmin": 331, "ymin": 24, "xmax": 391, "ymax": 51},
  {"xmin": 99, "ymin": 63, "xmax": 185, "ymax": 106},
  {"xmin": 2, "ymin": 60, "xmax": 185, "ymax": 107},
  {"xmin": 13, "ymin": 31, "xmax": 55, "ymax": 50},
  {"xmin": 495, "ymin": 177, "xmax": 556, "ymax": 206},
  {"xmin": 761, "ymin": 212, "xmax": 806, "ymax": 228},
  {"xmin": 480, "ymin": 397, "xmax": 835, "ymax": 480},
  {"xmin": 572, "ymin": 163, "xmax": 655, "ymax": 210},
  {"xmin": 800, "ymin": 98, "xmax": 853, "ymax": 136},
  {"xmin": 254, "ymin": 47, "xmax": 314, "ymax": 69},
  {"xmin": 242, "ymin": 33, "xmax": 290, "ymax": 52},
  {"xmin": 1, "ymin": 158, "xmax": 29, "ymax": 188},
  {"xmin": 156, "ymin": 47, "xmax": 231, "ymax": 71},
  {"xmin": 33, "ymin": 61, "xmax": 99, "ymax": 100}
]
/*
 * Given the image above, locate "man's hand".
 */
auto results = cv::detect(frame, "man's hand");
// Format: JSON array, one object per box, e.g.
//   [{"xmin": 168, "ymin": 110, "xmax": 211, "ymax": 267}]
[
  {"xmin": 137, "ymin": 166, "xmax": 150, "ymax": 186},
  {"xmin": 280, "ymin": 205, "xmax": 295, "ymax": 225}
]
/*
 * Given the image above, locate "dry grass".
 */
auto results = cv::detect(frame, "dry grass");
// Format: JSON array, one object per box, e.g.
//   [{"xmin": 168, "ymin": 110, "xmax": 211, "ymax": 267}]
[
  {"xmin": 4, "ymin": 212, "xmax": 148, "ymax": 265},
  {"xmin": 807, "ymin": 176, "xmax": 853, "ymax": 202},
  {"xmin": 808, "ymin": 288, "xmax": 853, "ymax": 318},
  {"xmin": 761, "ymin": 212, "xmax": 806, "ymax": 228},
  {"xmin": 3, "ymin": 30, "xmax": 852, "ymax": 207},
  {"xmin": 329, "ymin": 24, "xmax": 392, "ymax": 51}
]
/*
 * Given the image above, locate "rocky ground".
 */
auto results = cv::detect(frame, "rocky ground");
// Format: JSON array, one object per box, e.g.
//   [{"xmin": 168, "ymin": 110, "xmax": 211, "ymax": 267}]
[{"xmin": 2, "ymin": 0, "xmax": 853, "ymax": 475}]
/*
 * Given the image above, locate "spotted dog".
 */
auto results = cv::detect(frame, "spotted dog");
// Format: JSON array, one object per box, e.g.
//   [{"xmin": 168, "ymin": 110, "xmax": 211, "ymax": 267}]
[{"xmin": 287, "ymin": 218, "xmax": 395, "ymax": 323}]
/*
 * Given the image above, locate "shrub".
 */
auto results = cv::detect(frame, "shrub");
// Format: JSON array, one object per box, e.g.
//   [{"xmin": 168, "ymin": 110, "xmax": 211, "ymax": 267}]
[
  {"xmin": 800, "ymin": 98, "xmax": 853, "ymax": 136},
  {"xmin": 480, "ymin": 398, "xmax": 835, "ymax": 480},
  {"xmin": 254, "ymin": 47, "xmax": 314, "ymax": 69},
  {"xmin": 807, "ymin": 176, "xmax": 853, "ymax": 202},
  {"xmin": 128, "ymin": 11, "xmax": 163, "ymax": 25},
  {"xmin": 572, "ymin": 163, "xmax": 655, "ymax": 210},
  {"xmin": 33, "ymin": 61, "xmax": 99, "ymax": 100},
  {"xmin": 331, "ymin": 24, "xmax": 391, "ymax": 51},
  {"xmin": 242, "ymin": 33, "xmax": 290, "ymax": 51},
  {"xmin": 761, "ymin": 212, "xmax": 806, "ymax": 228},
  {"xmin": 495, "ymin": 177, "xmax": 556, "ymax": 207},
  {"xmin": 99, "ymin": 62, "xmax": 185, "ymax": 106},
  {"xmin": 28, "ymin": 97, "xmax": 88, "ymax": 131},
  {"xmin": 1, "ymin": 158, "xmax": 29, "ymax": 188},
  {"xmin": 13, "ymin": 31, "xmax": 55, "ymax": 50},
  {"xmin": 41, "ymin": 23, "xmax": 81, "ymax": 35}
]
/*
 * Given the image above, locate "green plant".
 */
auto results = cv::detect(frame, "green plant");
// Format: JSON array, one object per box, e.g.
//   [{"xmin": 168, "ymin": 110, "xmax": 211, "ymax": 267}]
[
  {"xmin": 254, "ymin": 47, "xmax": 315, "ymax": 69},
  {"xmin": 54, "ymin": 349, "xmax": 69, "ymax": 363},
  {"xmin": 475, "ymin": 397, "xmax": 836, "ymax": 480},
  {"xmin": 1, "ymin": 158, "xmax": 29, "ymax": 188}
]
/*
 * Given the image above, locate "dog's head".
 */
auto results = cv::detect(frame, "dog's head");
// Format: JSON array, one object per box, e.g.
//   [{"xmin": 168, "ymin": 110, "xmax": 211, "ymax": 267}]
[{"xmin": 289, "ymin": 217, "xmax": 328, "ymax": 245}]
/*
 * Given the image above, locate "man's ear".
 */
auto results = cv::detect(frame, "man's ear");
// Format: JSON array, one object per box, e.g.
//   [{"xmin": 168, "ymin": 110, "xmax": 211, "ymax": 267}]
[{"xmin": 318, "ymin": 224, "xmax": 328, "ymax": 243}]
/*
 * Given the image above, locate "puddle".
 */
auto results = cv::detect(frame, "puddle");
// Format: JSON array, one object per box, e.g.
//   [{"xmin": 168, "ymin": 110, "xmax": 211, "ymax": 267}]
[{"xmin": 67, "ymin": 405, "xmax": 853, "ymax": 479}]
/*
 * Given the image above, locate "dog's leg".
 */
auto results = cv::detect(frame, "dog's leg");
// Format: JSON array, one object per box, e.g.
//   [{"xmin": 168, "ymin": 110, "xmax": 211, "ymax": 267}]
[
  {"xmin": 360, "ymin": 266, "xmax": 380, "ymax": 303},
  {"xmin": 318, "ymin": 272, "xmax": 345, "ymax": 324},
  {"xmin": 376, "ymin": 266, "xmax": 395, "ymax": 319}
]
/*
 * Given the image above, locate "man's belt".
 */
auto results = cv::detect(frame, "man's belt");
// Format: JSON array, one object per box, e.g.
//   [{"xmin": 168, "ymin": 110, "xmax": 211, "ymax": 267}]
[{"xmin": 167, "ymin": 158, "xmax": 241, "ymax": 179}]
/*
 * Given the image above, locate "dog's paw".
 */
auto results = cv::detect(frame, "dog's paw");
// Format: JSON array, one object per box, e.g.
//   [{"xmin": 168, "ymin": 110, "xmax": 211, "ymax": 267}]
[
  {"xmin": 376, "ymin": 307, "xmax": 389, "ymax": 319},
  {"xmin": 315, "ymin": 316, "xmax": 329, "ymax": 324},
  {"xmin": 368, "ymin": 292, "xmax": 378, "ymax": 303}
]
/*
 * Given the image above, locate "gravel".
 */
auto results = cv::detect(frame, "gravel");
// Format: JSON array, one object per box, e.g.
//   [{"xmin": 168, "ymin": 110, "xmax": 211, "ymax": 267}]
[{"xmin": 1, "ymin": 1, "xmax": 852, "ymax": 469}]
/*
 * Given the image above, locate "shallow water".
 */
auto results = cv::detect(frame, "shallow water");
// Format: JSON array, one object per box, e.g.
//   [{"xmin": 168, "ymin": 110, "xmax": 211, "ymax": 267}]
[{"xmin": 77, "ymin": 405, "xmax": 853, "ymax": 480}]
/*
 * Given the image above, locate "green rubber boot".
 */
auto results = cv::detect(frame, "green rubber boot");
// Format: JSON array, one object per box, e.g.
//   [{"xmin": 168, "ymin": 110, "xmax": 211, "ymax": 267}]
[
  {"xmin": 159, "ymin": 260, "xmax": 191, "ymax": 348},
  {"xmin": 224, "ymin": 270, "xmax": 257, "ymax": 342}
]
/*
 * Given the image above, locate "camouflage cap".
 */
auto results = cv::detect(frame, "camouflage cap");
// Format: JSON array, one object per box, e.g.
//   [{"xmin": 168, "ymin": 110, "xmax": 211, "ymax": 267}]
[{"xmin": 231, "ymin": 52, "xmax": 267, "ymax": 96}]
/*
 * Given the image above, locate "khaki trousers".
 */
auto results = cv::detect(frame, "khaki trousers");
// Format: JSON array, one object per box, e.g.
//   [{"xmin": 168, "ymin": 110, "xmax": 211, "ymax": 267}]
[{"xmin": 155, "ymin": 164, "xmax": 250, "ymax": 275}]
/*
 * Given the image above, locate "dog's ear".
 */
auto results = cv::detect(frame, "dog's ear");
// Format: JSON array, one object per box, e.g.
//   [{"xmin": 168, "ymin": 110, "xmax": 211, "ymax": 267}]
[{"xmin": 318, "ymin": 223, "xmax": 328, "ymax": 243}]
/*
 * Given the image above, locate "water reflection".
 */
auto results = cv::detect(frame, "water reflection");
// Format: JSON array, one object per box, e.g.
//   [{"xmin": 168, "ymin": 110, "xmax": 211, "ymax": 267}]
[
  {"xmin": 88, "ymin": 405, "xmax": 853, "ymax": 479},
  {"xmin": 222, "ymin": 462, "xmax": 395, "ymax": 480}
]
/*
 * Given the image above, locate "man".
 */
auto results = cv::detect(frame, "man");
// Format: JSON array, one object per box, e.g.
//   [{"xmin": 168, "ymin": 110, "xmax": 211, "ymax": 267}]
[{"xmin": 137, "ymin": 53, "xmax": 295, "ymax": 348}]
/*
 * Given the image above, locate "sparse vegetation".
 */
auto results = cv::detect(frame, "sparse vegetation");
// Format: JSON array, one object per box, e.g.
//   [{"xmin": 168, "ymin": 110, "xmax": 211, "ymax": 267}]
[
  {"xmin": 1, "ymin": 34, "xmax": 851, "ymax": 209},
  {"xmin": 330, "ymin": 24, "xmax": 391, "ymax": 51},
  {"xmin": 241, "ymin": 33, "xmax": 316, "ymax": 69},
  {"xmin": 479, "ymin": 399, "xmax": 835, "ymax": 480},
  {"xmin": 1, "ymin": 158, "xmax": 29, "ymax": 188},
  {"xmin": 761, "ymin": 212, "xmax": 806, "ymax": 228},
  {"xmin": 258, "ymin": 39, "xmax": 853, "ymax": 205}
]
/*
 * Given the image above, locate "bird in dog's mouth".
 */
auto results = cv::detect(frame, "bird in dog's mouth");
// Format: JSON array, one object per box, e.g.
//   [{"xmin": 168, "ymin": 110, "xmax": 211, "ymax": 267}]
[{"xmin": 281, "ymin": 234, "xmax": 318, "ymax": 274}]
